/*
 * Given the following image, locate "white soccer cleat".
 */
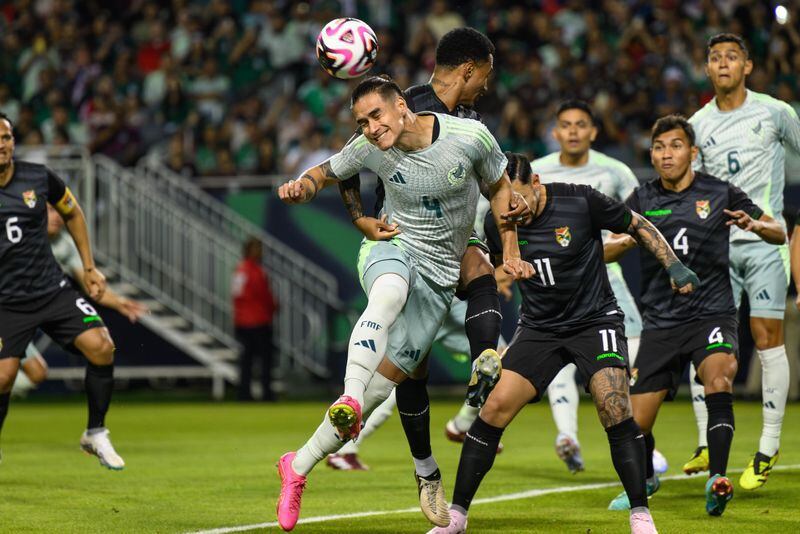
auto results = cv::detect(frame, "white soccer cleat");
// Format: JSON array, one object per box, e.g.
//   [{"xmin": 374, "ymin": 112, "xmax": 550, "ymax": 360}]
[
  {"xmin": 80, "ymin": 429, "xmax": 125, "ymax": 470},
  {"xmin": 652, "ymin": 448, "xmax": 668, "ymax": 474},
  {"xmin": 416, "ymin": 470, "xmax": 450, "ymax": 527}
]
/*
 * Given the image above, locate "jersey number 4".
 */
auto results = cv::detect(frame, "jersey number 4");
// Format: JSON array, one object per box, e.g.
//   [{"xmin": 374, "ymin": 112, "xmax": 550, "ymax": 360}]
[
  {"xmin": 422, "ymin": 196, "xmax": 443, "ymax": 218},
  {"xmin": 673, "ymin": 227, "xmax": 689, "ymax": 255},
  {"xmin": 5, "ymin": 217, "xmax": 22, "ymax": 244}
]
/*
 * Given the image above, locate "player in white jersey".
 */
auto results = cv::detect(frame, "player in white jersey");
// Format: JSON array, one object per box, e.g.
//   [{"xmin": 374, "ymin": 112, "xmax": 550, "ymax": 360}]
[
  {"xmin": 14, "ymin": 205, "xmax": 147, "ymax": 395},
  {"xmin": 531, "ymin": 99, "xmax": 656, "ymax": 473},
  {"xmin": 687, "ymin": 33, "xmax": 800, "ymax": 489},
  {"xmin": 274, "ymin": 76, "xmax": 532, "ymax": 531}
]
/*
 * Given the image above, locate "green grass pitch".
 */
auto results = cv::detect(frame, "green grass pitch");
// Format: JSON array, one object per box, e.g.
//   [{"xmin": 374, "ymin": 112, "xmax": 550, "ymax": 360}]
[{"xmin": 1, "ymin": 398, "xmax": 798, "ymax": 533}]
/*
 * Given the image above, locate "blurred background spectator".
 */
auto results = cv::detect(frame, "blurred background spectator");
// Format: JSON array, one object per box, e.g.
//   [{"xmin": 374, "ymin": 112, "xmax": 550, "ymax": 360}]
[{"xmin": 0, "ymin": 0, "xmax": 798, "ymax": 177}]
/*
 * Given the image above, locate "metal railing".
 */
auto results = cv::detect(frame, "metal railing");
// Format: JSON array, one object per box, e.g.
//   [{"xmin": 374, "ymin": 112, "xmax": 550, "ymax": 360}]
[{"xmin": 16, "ymin": 146, "xmax": 341, "ymax": 379}]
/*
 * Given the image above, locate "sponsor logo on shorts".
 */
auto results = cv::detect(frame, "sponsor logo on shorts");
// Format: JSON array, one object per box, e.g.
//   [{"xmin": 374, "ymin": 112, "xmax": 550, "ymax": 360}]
[
  {"xmin": 447, "ymin": 162, "xmax": 466, "ymax": 186},
  {"xmin": 754, "ymin": 289, "xmax": 770, "ymax": 301},
  {"xmin": 23, "ymin": 189, "xmax": 37, "ymax": 208},
  {"xmin": 629, "ymin": 367, "xmax": 638, "ymax": 386},
  {"xmin": 596, "ymin": 352, "xmax": 623, "ymax": 361},
  {"xmin": 696, "ymin": 200, "xmax": 710, "ymax": 220},
  {"xmin": 402, "ymin": 349, "xmax": 421, "ymax": 361},
  {"xmin": 554, "ymin": 226, "xmax": 571, "ymax": 247}
]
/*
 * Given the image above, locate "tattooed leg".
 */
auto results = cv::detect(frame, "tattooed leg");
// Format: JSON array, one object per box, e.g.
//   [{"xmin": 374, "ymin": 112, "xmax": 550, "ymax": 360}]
[{"xmin": 590, "ymin": 367, "xmax": 633, "ymax": 429}]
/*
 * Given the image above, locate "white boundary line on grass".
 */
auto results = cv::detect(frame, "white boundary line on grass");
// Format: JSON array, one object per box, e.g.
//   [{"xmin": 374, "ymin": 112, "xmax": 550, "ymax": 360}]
[{"xmin": 188, "ymin": 463, "xmax": 800, "ymax": 533}]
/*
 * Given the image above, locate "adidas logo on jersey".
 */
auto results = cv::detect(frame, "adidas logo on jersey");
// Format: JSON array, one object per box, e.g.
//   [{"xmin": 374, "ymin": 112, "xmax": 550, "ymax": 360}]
[
  {"xmin": 353, "ymin": 339, "xmax": 377, "ymax": 352},
  {"xmin": 702, "ymin": 136, "xmax": 716, "ymax": 149},
  {"xmin": 755, "ymin": 289, "xmax": 770, "ymax": 301},
  {"xmin": 389, "ymin": 172, "xmax": 406, "ymax": 184}
]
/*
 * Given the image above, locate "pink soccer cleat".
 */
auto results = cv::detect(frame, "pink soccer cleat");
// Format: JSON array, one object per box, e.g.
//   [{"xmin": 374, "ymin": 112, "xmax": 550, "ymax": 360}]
[
  {"xmin": 630, "ymin": 511, "xmax": 658, "ymax": 534},
  {"xmin": 327, "ymin": 395, "xmax": 363, "ymax": 441},
  {"xmin": 276, "ymin": 452, "xmax": 307, "ymax": 531},
  {"xmin": 426, "ymin": 508, "xmax": 468, "ymax": 533}
]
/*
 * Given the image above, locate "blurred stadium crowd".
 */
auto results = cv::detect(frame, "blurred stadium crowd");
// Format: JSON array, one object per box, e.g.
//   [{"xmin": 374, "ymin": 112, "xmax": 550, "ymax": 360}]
[{"xmin": 1, "ymin": 0, "xmax": 799, "ymax": 178}]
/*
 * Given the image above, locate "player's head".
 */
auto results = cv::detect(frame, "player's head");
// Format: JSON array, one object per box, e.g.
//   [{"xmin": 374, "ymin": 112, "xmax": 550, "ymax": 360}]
[
  {"xmin": 435, "ymin": 27, "xmax": 495, "ymax": 106},
  {"xmin": 242, "ymin": 236, "xmax": 262, "ymax": 260},
  {"xmin": 47, "ymin": 203, "xmax": 65, "ymax": 237},
  {"xmin": 552, "ymin": 100, "xmax": 597, "ymax": 157},
  {"xmin": 650, "ymin": 114, "xmax": 698, "ymax": 184},
  {"xmin": 705, "ymin": 33, "xmax": 752, "ymax": 93},
  {"xmin": 0, "ymin": 111, "xmax": 14, "ymax": 169},
  {"xmin": 351, "ymin": 76, "xmax": 409, "ymax": 151}
]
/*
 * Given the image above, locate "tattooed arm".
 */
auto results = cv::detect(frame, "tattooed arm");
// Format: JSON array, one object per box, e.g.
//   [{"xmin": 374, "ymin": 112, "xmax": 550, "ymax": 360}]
[
  {"xmin": 338, "ymin": 175, "xmax": 365, "ymax": 222},
  {"xmin": 277, "ymin": 160, "xmax": 340, "ymax": 204},
  {"xmin": 621, "ymin": 211, "xmax": 700, "ymax": 294}
]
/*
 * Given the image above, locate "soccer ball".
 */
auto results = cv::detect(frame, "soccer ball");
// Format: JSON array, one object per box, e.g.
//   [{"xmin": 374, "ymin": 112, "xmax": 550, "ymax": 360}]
[{"xmin": 316, "ymin": 18, "xmax": 378, "ymax": 79}]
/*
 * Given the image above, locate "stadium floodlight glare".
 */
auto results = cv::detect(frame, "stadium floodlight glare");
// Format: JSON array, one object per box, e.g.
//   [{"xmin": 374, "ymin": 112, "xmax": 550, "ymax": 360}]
[{"xmin": 775, "ymin": 5, "xmax": 788, "ymax": 25}]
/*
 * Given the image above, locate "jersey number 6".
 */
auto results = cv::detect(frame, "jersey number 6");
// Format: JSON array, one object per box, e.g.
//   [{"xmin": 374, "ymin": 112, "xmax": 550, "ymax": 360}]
[{"xmin": 5, "ymin": 217, "xmax": 22, "ymax": 244}]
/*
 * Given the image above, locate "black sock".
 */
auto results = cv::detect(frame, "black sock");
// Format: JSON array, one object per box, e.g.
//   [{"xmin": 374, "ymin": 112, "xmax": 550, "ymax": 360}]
[
  {"xmin": 85, "ymin": 363, "xmax": 114, "ymax": 429},
  {"xmin": 396, "ymin": 376, "xmax": 431, "ymax": 461},
  {"xmin": 705, "ymin": 392, "xmax": 734, "ymax": 476},
  {"xmin": 464, "ymin": 274, "xmax": 502, "ymax": 361},
  {"xmin": 0, "ymin": 392, "xmax": 10, "ymax": 435},
  {"xmin": 606, "ymin": 417, "xmax": 647, "ymax": 509},
  {"xmin": 452, "ymin": 416, "xmax": 504, "ymax": 512},
  {"xmin": 644, "ymin": 432, "xmax": 655, "ymax": 479}
]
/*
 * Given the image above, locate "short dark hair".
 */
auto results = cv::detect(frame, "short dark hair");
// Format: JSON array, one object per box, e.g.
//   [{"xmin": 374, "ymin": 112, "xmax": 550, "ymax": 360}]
[
  {"xmin": 242, "ymin": 236, "xmax": 261, "ymax": 257},
  {"xmin": 435, "ymin": 27, "xmax": 495, "ymax": 68},
  {"xmin": 556, "ymin": 99, "xmax": 595, "ymax": 124},
  {"xmin": 0, "ymin": 111, "xmax": 13, "ymax": 130},
  {"xmin": 706, "ymin": 33, "xmax": 749, "ymax": 59},
  {"xmin": 651, "ymin": 114, "xmax": 695, "ymax": 146},
  {"xmin": 350, "ymin": 75, "xmax": 404, "ymax": 108},
  {"xmin": 505, "ymin": 151, "xmax": 532, "ymax": 184}
]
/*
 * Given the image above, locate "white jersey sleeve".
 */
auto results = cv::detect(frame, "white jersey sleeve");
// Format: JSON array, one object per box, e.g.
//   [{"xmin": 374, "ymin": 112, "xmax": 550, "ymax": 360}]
[
  {"xmin": 777, "ymin": 100, "xmax": 800, "ymax": 154},
  {"xmin": 470, "ymin": 122, "xmax": 507, "ymax": 187},
  {"xmin": 327, "ymin": 135, "xmax": 381, "ymax": 179}
]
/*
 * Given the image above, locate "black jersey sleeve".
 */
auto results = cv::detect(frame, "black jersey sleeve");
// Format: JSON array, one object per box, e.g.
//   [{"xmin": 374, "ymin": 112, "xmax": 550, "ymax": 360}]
[
  {"xmin": 727, "ymin": 183, "xmax": 764, "ymax": 220},
  {"xmin": 46, "ymin": 168, "xmax": 68, "ymax": 204},
  {"xmin": 624, "ymin": 189, "xmax": 641, "ymax": 214},
  {"xmin": 585, "ymin": 185, "xmax": 632, "ymax": 234}
]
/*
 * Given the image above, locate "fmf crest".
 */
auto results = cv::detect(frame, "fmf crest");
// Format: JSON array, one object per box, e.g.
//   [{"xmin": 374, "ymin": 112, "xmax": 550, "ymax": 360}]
[
  {"xmin": 555, "ymin": 226, "xmax": 571, "ymax": 247},
  {"xmin": 447, "ymin": 162, "xmax": 466, "ymax": 186},
  {"xmin": 23, "ymin": 190, "xmax": 37, "ymax": 208},
  {"xmin": 696, "ymin": 200, "xmax": 710, "ymax": 220}
]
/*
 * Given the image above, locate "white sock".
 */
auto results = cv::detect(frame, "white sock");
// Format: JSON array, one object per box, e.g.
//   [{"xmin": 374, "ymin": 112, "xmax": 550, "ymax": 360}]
[
  {"xmin": 689, "ymin": 363, "xmax": 708, "ymax": 448},
  {"xmin": 627, "ymin": 336, "xmax": 641, "ymax": 367},
  {"xmin": 759, "ymin": 345, "xmax": 789, "ymax": 456},
  {"xmin": 413, "ymin": 455, "xmax": 439, "ymax": 477},
  {"xmin": 452, "ymin": 402, "xmax": 480, "ymax": 433},
  {"xmin": 294, "ymin": 372, "xmax": 397, "ymax": 475},
  {"xmin": 547, "ymin": 364, "xmax": 579, "ymax": 442},
  {"xmin": 349, "ymin": 388, "xmax": 398, "ymax": 452},
  {"xmin": 343, "ymin": 273, "xmax": 408, "ymax": 406}
]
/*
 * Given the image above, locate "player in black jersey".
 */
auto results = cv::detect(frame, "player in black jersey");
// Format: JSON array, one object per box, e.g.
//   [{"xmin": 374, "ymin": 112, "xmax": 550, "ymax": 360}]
[
  {"xmin": 332, "ymin": 28, "xmax": 526, "ymax": 493},
  {"xmin": 604, "ymin": 115, "xmax": 784, "ymax": 517},
  {"xmin": 0, "ymin": 112, "xmax": 124, "ymax": 469},
  {"xmin": 430, "ymin": 153, "xmax": 699, "ymax": 534}
]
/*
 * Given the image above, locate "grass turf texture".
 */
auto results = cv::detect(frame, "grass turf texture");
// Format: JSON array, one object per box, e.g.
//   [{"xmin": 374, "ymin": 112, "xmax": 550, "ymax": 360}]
[{"xmin": 1, "ymin": 399, "xmax": 798, "ymax": 533}]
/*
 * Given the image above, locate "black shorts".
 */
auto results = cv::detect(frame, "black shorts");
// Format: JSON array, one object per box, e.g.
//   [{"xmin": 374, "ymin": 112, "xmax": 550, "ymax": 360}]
[
  {"xmin": 502, "ymin": 317, "xmax": 629, "ymax": 402},
  {"xmin": 0, "ymin": 284, "xmax": 106, "ymax": 359},
  {"xmin": 631, "ymin": 315, "xmax": 738, "ymax": 400},
  {"xmin": 466, "ymin": 231, "xmax": 490, "ymax": 254}
]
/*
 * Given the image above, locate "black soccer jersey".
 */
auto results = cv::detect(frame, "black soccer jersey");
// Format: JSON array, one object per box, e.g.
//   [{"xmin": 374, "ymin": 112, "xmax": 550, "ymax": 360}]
[
  {"xmin": 485, "ymin": 183, "xmax": 632, "ymax": 332},
  {"xmin": 626, "ymin": 172, "xmax": 764, "ymax": 329},
  {"xmin": 0, "ymin": 161, "xmax": 70, "ymax": 306},
  {"xmin": 371, "ymin": 84, "xmax": 482, "ymax": 214}
]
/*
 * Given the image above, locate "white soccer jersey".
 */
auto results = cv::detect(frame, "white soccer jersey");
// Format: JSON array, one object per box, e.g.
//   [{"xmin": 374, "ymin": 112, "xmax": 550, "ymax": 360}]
[
  {"xmin": 329, "ymin": 113, "xmax": 508, "ymax": 287},
  {"xmin": 50, "ymin": 231, "xmax": 82, "ymax": 274},
  {"xmin": 531, "ymin": 149, "xmax": 639, "ymax": 201},
  {"xmin": 690, "ymin": 89, "xmax": 800, "ymax": 241}
]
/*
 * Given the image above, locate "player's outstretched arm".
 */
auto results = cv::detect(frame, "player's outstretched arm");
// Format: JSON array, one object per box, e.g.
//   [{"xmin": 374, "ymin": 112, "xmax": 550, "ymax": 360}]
[
  {"xmin": 69, "ymin": 265, "xmax": 149, "ymax": 322},
  {"xmin": 723, "ymin": 210, "xmax": 785, "ymax": 245},
  {"xmin": 277, "ymin": 161, "xmax": 339, "ymax": 204},
  {"xmin": 625, "ymin": 211, "xmax": 699, "ymax": 294},
  {"xmin": 58, "ymin": 197, "xmax": 106, "ymax": 300},
  {"xmin": 791, "ymin": 222, "xmax": 800, "ymax": 311},
  {"xmin": 488, "ymin": 173, "xmax": 534, "ymax": 280},
  {"xmin": 338, "ymin": 175, "xmax": 401, "ymax": 240}
]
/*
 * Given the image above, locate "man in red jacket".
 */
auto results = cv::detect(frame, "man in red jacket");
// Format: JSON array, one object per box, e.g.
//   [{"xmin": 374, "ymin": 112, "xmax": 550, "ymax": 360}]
[{"xmin": 232, "ymin": 237, "xmax": 277, "ymax": 401}]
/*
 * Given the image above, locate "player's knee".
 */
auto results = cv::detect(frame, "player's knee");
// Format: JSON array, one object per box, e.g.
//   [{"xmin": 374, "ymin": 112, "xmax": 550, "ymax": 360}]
[
  {"xmin": 367, "ymin": 277, "xmax": 408, "ymax": 316},
  {"xmin": 84, "ymin": 337, "xmax": 116, "ymax": 365},
  {"xmin": 24, "ymin": 363, "xmax": 48, "ymax": 385},
  {"xmin": 480, "ymin": 391, "xmax": 515, "ymax": 428},
  {"xmin": 750, "ymin": 319, "xmax": 783, "ymax": 349},
  {"xmin": 704, "ymin": 374, "xmax": 733, "ymax": 394},
  {"xmin": 460, "ymin": 247, "xmax": 493, "ymax": 284},
  {"xmin": 0, "ymin": 373, "xmax": 14, "ymax": 393}
]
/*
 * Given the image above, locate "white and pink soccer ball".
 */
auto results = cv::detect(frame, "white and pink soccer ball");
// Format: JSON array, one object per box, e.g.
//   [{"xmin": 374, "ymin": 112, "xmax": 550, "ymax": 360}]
[{"xmin": 316, "ymin": 18, "xmax": 379, "ymax": 80}]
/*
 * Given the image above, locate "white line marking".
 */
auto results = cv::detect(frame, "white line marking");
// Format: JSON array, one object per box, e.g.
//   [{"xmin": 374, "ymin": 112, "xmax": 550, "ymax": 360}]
[{"xmin": 187, "ymin": 463, "xmax": 800, "ymax": 533}]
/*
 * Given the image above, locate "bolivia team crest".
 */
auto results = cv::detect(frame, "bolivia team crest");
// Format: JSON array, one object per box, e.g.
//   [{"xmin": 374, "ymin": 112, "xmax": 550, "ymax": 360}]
[
  {"xmin": 22, "ymin": 189, "xmax": 37, "ymax": 208},
  {"xmin": 555, "ymin": 226, "xmax": 571, "ymax": 247},
  {"xmin": 696, "ymin": 200, "xmax": 710, "ymax": 219}
]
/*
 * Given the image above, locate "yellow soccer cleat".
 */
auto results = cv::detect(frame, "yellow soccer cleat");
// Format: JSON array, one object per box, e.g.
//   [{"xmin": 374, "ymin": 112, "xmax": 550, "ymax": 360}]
[
  {"xmin": 739, "ymin": 451, "xmax": 779, "ymax": 490},
  {"xmin": 682, "ymin": 446, "xmax": 709, "ymax": 475}
]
